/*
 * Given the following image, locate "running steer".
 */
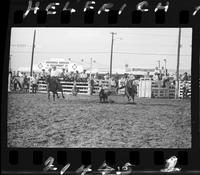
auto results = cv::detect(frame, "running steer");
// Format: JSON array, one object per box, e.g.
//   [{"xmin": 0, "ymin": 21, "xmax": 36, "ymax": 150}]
[{"xmin": 46, "ymin": 75, "xmax": 65, "ymax": 101}]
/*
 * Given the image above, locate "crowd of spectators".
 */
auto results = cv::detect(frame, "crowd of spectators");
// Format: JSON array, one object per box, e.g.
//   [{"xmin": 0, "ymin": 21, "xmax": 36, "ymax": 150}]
[{"xmin": 8, "ymin": 66, "xmax": 191, "ymax": 97}]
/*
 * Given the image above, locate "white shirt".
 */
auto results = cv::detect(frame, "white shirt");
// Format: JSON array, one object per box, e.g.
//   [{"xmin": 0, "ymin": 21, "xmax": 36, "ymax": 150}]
[
  {"xmin": 50, "ymin": 69, "xmax": 60, "ymax": 77},
  {"xmin": 30, "ymin": 76, "xmax": 38, "ymax": 84}
]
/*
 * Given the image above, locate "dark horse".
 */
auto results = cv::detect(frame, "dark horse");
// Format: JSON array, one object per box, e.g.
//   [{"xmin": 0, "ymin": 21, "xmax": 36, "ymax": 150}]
[
  {"xmin": 117, "ymin": 79, "xmax": 137, "ymax": 102},
  {"xmin": 46, "ymin": 75, "xmax": 65, "ymax": 101}
]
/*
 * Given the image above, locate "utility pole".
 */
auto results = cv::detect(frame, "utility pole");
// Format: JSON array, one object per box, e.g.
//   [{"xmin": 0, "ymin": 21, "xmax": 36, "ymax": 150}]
[
  {"xmin": 164, "ymin": 59, "xmax": 167, "ymax": 75},
  {"xmin": 8, "ymin": 55, "xmax": 12, "ymax": 92},
  {"xmin": 30, "ymin": 29, "xmax": 36, "ymax": 76},
  {"xmin": 175, "ymin": 28, "xmax": 181, "ymax": 99},
  {"xmin": 110, "ymin": 32, "xmax": 117, "ymax": 78},
  {"xmin": 90, "ymin": 57, "xmax": 93, "ymax": 80}
]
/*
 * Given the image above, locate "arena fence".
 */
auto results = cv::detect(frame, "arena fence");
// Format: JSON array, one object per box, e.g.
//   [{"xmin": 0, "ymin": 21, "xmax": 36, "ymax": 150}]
[
  {"xmin": 29, "ymin": 78, "xmax": 191, "ymax": 98},
  {"xmin": 138, "ymin": 78, "xmax": 176, "ymax": 99},
  {"xmin": 31, "ymin": 79, "xmax": 90, "ymax": 95},
  {"xmin": 30, "ymin": 79, "xmax": 130, "ymax": 96},
  {"xmin": 152, "ymin": 81, "xmax": 176, "ymax": 99}
]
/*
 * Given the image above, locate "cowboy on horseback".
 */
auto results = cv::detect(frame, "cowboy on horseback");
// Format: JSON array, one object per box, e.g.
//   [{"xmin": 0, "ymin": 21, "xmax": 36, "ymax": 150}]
[
  {"xmin": 116, "ymin": 73, "xmax": 137, "ymax": 102},
  {"xmin": 125, "ymin": 74, "xmax": 137, "ymax": 101},
  {"xmin": 46, "ymin": 66, "xmax": 65, "ymax": 101},
  {"xmin": 50, "ymin": 66, "xmax": 60, "ymax": 85}
]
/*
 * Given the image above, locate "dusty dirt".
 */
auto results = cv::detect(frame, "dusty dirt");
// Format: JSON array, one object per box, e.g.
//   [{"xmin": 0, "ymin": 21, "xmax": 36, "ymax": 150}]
[{"xmin": 7, "ymin": 93, "xmax": 191, "ymax": 148}]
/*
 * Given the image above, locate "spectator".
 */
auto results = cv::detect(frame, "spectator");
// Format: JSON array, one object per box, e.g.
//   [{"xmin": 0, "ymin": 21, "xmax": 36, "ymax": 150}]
[
  {"xmin": 160, "ymin": 67, "xmax": 165, "ymax": 77},
  {"xmin": 144, "ymin": 71, "xmax": 150, "ymax": 79},
  {"xmin": 13, "ymin": 77, "xmax": 21, "ymax": 91},
  {"xmin": 183, "ymin": 81, "xmax": 190, "ymax": 99},
  {"xmin": 68, "ymin": 72, "xmax": 74, "ymax": 81},
  {"xmin": 154, "ymin": 67, "xmax": 160, "ymax": 80},
  {"xmin": 41, "ymin": 69, "xmax": 47, "ymax": 80},
  {"xmin": 73, "ymin": 71, "xmax": 79, "ymax": 81},
  {"xmin": 90, "ymin": 76, "xmax": 95, "ymax": 95},
  {"xmin": 182, "ymin": 72, "xmax": 189, "ymax": 81},
  {"xmin": 154, "ymin": 67, "xmax": 159, "ymax": 75},
  {"xmin": 80, "ymin": 70, "xmax": 88, "ymax": 81},
  {"xmin": 114, "ymin": 73, "xmax": 120, "ymax": 88},
  {"xmin": 30, "ymin": 74, "xmax": 39, "ymax": 93},
  {"xmin": 104, "ymin": 73, "xmax": 110, "ymax": 80},
  {"xmin": 162, "ymin": 74, "xmax": 170, "ymax": 88},
  {"xmin": 48, "ymin": 68, "xmax": 52, "ymax": 76},
  {"xmin": 23, "ymin": 75, "xmax": 29, "ymax": 92},
  {"xmin": 60, "ymin": 68, "xmax": 66, "ymax": 79},
  {"xmin": 94, "ymin": 72, "xmax": 100, "ymax": 80},
  {"xmin": 110, "ymin": 77, "xmax": 116, "ymax": 88}
]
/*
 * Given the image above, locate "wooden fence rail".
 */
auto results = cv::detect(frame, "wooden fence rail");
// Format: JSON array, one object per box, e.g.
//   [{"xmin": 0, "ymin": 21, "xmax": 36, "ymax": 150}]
[{"xmin": 29, "ymin": 79, "xmax": 191, "ymax": 99}]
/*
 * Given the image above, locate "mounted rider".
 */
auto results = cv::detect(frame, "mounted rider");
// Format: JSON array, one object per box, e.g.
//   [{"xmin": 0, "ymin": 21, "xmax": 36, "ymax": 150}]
[
  {"xmin": 50, "ymin": 66, "xmax": 60, "ymax": 86},
  {"xmin": 123, "ymin": 74, "xmax": 137, "ymax": 101}
]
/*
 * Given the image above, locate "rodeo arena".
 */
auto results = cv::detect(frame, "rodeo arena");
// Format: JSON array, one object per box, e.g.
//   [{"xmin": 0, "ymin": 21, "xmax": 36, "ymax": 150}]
[{"xmin": 7, "ymin": 58, "xmax": 192, "ymax": 148}]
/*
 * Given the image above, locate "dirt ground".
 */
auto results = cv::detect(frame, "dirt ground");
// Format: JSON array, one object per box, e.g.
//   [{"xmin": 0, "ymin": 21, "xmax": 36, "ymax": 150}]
[{"xmin": 7, "ymin": 93, "xmax": 191, "ymax": 148}]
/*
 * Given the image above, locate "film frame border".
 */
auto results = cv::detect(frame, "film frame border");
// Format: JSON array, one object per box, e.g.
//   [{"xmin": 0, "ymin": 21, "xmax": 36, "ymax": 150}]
[{"xmin": 1, "ymin": 0, "xmax": 200, "ymax": 174}]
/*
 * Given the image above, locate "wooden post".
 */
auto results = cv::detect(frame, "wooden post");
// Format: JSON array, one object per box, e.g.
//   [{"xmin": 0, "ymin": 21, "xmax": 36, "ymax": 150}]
[
  {"xmin": 175, "ymin": 28, "xmax": 181, "ymax": 99},
  {"xmin": 30, "ymin": 30, "xmax": 36, "ymax": 77},
  {"xmin": 110, "ymin": 32, "xmax": 116, "ymax": 78}
]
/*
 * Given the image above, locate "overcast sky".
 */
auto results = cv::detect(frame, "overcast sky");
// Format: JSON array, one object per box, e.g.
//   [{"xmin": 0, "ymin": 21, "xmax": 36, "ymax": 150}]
[{"xmin": 10, "ymin": 27, "xmax": 192, "ymax": 73}]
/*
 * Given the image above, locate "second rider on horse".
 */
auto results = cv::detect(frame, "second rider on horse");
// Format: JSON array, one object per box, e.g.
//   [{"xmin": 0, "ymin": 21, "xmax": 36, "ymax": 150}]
[{"xmin": 50, "ymin": 66, "xmax": 60, "ymax": 87}]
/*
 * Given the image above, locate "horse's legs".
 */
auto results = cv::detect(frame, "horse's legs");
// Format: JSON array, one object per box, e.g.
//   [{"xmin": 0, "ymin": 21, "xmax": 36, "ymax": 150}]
[
  {"xmin": 127, "ymin": 95, "xmax": 131, "ymax": 102},
  {"xmin": 48, "ymin": 91, "xmax": 50, "ymax": 101},
  {"xmin": 53, "ymin": 93, "xmax": 55, "ymax": 101},
  {"xmin": 125, "ymin": 87, "xmax": 131, "ymax": 102},
  {"xmin": 61, "ymin": 90, "xmax": 65, "ymax": 98},
  {"xmin": 58, "ymin": 84, "xmax": 65, "ymax": 98},
  {"xmin": 105, "ymin": 95, "xmax": 108, "ymax": 102},
  {"xmin": 56, "ymin": 92, "xmax": 60, "ymax": 98},
  {"xmin": 116, "ymin": 87, "xmax": 118, "ymax": 94},
  {"xmin": 59, "ymin": 89, "xmax": 65, "ymax": 98},
  {"xmin": 131, "ymin": 94, "xmax": 135, "ymax": 102}
]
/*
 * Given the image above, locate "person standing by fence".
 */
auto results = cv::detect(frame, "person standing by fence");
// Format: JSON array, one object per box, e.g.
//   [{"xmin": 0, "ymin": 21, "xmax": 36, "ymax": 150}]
[
  {"xmin": 41, "ymin": 69, "xmax": 48, "ymax": 80},
  {"xmin": 8, "ymin": 70, "xmax": 12, "ymax": 92},
  {"xmin": 30, "ymin": 74, "xmax": 39, "ymax": 93},
  {"xmin": 89, "ymin": 76, "xmax": 95, "ymax": 95},
  {"xmin": 23, "ymin": 74, "xmax": 29, "ymax": 92},
  {"xmin": 183, "ymin": 81, "xmax": 190, "ymax": 99}
]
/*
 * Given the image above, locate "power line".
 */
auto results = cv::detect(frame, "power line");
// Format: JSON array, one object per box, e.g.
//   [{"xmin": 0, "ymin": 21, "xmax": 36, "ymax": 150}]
[
  {"xmin": 113, "ymin": 52, "xmax": 191, "ymax": 56},
  {"xmin": 10, "ymin": 51, "xmax": 191, "ymax": 57},
  {"xmin": 118, "ymin": 32, "xmax": 191, "ymax": 38}
]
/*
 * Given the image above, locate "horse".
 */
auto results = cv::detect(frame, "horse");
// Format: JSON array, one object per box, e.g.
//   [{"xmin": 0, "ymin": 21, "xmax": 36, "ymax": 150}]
[
  {"xmin": 45, "ymin": 75, "xmax": 65, "ymax": 101},
  {"xmin": 117, "ymin": 79, "xmax": 137, "ymax": 102}
]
